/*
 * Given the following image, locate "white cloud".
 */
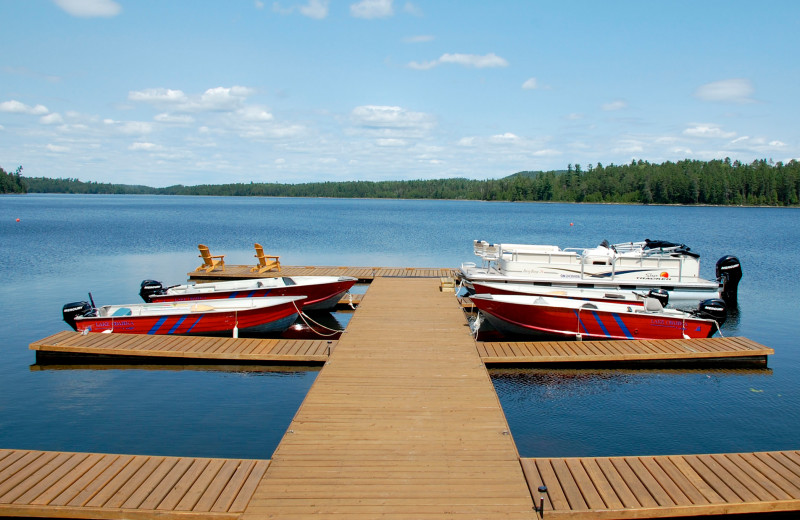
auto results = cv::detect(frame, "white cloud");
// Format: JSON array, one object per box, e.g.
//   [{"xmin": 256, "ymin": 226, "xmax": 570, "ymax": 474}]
[
  {"xmin": 237, "ymin": 106, "xmax": 274, "ymax": 122},
  {"xmin": 489, "ymin": 133, "xmax": 520, "ymax": 143},
  {"xmin": 408, "ymin": 52, "xmax": 508, "ymax": 70},
  {"xmin": 403, "ymin": 35, "xmax": 434, "ymax": 43},
  {"xmin": 350, "ymin": 0, "xmax": 393, "ymax": 18},
  {"xmin": 522, "ymin": 78, "xmax": 538, "ymax": 90},
  {"xmin": 129, "ymin": 88, "xmax": 189, "ymax": 104},
  {"xmin": 683, "ymin": 124, "xmax": 737, "ymax": 139},
  {"xmin": 46, "ymin": 144, "xmax": 69, "ymax": 153},
  {"xmin": 154, "ymin": 113, "xmax": 194, "ymax": 124},
  {"xmin": 40, "ymin": 113, "xmax": 64, "ymax": 125},
  {"xmin": 103, "ymin": 119, "xmax": 153, "ymax": 135},
  {"xmin": 52, "ymin": 0, "xmax": 121, "ymax": 17},
  {"xmin": 694, "ymin": 78, "xmax": 755, "ymax": 104},
  {"xmin": 376, "ymin": 138, "xmax": 407, "ymax": 147},
  {"xmin": 129, "ymin": 86, "xmax": 255, "ymax": 112},
  {"xmin": 352, "ymin": 105, "xmax": 433, "ymax": 129},
  {"xmin": 602, "ymin": 100, "xmax": 627, "ymax": 111},
  {"xmin": 255, "ymin": 1, "xmax": 264, "ymax": 8},
  {"xmin": 300, "ymin": 0, "xmax": 329, "ymax": 19},
  {"xmin": 403, "ymin": 2, "xmax": 422, "ymax": 16},
  {"xmin": 612, "ymin": 140, "xmax": 644, "ymax": 154},
  {"xmin": 0, "ymin": 100, "xmax": 49, "ymax": 115},
  {"xmin": 129, "ymin": 142, "xmax": 162, "ymax": 151}
]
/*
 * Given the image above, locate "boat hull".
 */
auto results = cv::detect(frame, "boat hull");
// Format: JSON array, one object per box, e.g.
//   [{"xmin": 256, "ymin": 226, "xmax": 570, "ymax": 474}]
[
  {"xmin": 74, "ymin": 297, "xmax": 303, "ymax": 335},
  {"xmin": 146, "ymin": 276, "xmax": 357, "ymax": 311},
  {"xmin": 470, "ymin": 295, "xmax": 718, "ymax": 341}
]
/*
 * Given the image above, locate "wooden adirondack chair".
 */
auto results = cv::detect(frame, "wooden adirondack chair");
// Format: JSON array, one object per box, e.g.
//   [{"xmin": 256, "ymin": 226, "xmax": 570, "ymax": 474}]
[
  {"xmin": 196, "ymin": 244, "xmax": 225, "ymax": 272},
  {"xmin": 251, "ymin": 243, "xmax": 281, "ymax": 273}
]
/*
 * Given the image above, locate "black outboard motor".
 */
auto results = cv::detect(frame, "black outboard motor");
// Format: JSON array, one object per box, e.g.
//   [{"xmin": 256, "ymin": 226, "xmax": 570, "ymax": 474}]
[
  {"xmin": 716, "ymin": 256, "xmax": 742, "ymax": 304},
  {"xmin": 139, "ymin": 279, "xmax": 165, "ymax": 302},
  {"xmin": 62, "ymin": 301, "xmax": 93, "ymax": 331},
  {"xmin": 693, "ymin": 298, "xmax": 728, "ymax": 326},
  {"xmin": 646, "ymin": 288, "xmax": 669, "ymax": 308}
]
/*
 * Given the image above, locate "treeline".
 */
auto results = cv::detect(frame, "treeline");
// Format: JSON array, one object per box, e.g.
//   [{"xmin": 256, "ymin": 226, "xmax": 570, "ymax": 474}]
[
  {"xmin": 0, "ymin": 166, "xmax": 27, "ymax": 194},
  {"xmin": 18, "ymin": 158, "xmax": 800, "ymax": 206}
]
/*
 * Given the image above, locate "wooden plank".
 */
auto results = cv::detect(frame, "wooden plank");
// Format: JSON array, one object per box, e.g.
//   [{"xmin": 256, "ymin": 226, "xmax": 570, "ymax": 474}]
[{"xmin": 481, "ymin": 336, "xmax": 771, "ymax": 364}]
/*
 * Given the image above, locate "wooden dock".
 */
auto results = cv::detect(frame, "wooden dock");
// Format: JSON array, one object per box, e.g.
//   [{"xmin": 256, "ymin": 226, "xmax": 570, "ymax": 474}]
[
  {"xmin": 31, "ymin": 331, "xmax": 772, "ymax": 367},
  {"xmin": 31, "ymin": 331, "xmax": 336, "ymax": 363},
  {"xmin": 10, "ymin": 275, "xmax": 796, "ymax": 519},
  {"xmin": 240, "ymin": 277, "xmax": 536, "ymax": 518},
  {"xmin": 522, "ymin": 451, "xmax": 800, "ymax": 518},
  {"xmin": 188, "ymin": 264, "xmax": 457, "ymax": 282},
  {"xmin": 480, "ymin": 337, "xmax": 773, "ymax": 365},
  {"xmin": 0, "ymin": 449, "xmax": 269, "ymax": 520}
]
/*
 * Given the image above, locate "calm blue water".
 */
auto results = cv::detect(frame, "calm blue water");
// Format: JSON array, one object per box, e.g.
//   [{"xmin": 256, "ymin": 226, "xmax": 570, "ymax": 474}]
[{"xmin": 1, "ymin": 194, "xmax": 798, "ymax": 458}]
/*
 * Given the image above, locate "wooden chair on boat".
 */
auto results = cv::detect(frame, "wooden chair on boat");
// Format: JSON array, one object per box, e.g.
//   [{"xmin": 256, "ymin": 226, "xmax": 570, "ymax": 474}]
[
  {"xmin": 196, "ymin": 244, "xmax": 225, "ymax": 272},
  {"xmin": 251, "ymin": 243, "xmax": 281, "ymax": 273}
]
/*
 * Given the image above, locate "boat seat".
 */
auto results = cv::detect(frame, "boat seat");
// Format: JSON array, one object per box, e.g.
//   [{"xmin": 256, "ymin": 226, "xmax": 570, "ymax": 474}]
[
  {"xmin": 112, "ymin": 308, "xmax": 132, "ymax": 316},
  {"xmin": 643, "ymin": 298, "xmax": 664, "ymax": 312}
]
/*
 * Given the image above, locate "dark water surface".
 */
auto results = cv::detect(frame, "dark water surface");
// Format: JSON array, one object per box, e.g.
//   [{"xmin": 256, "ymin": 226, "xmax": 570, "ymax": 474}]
[{"xmin": 1, "ymin": 194, "xmax": 797, "ymax": 458}]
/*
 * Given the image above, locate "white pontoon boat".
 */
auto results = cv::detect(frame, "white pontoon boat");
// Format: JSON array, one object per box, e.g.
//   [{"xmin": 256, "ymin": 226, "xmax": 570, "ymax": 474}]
[{"xmin": 459, "ymin": 239, "xmax": 741, "ymax": 307}]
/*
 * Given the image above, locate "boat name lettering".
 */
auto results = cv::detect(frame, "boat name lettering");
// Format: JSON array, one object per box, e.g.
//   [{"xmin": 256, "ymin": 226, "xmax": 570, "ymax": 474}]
[
  {"xmin": 92, "ymin": 320, "xmax": 136, "ymax": 328},
  {"xmin": 649, "ymin": 319, "xmax": 683, "ymax": 329},
  {"xmin": 559, "ymin": 274, "xmax": 580, "ymax": 279}
]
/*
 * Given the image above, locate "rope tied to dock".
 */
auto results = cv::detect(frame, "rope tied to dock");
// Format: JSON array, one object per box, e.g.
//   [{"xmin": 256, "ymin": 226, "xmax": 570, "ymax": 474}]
[{"xmin": 291, "ymin": 301, "xmax": 343, "ymax": 337}]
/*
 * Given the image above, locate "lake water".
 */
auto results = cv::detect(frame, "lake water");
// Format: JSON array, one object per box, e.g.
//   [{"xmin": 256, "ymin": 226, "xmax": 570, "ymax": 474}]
[{"xmin": 1, "ymin": 194, "xmax": 798, "ymax": 459}]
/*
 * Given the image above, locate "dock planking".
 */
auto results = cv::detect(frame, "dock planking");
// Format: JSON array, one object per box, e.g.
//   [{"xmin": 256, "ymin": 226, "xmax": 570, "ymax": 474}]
[
  {"xmin": 31, "ymin": 332, "xmax": 772, "ymax": 367},
  {"xmin": 0, "ymin": 449, "xmax": 269, "ymax": 520},
  {"xmin": 240, "ymin": 277, "xmax": 537, "ymax": 519},
  {"xmin": 480, "ymin": 336, "xmax": 773, "ymax": 365},
  {"xmin": 30, "ymin": 331, "xmax": 335, "ymax": 363},
  {"xmin": 521, "ymin": 451, "xmax": 800, "ymax": 518}
]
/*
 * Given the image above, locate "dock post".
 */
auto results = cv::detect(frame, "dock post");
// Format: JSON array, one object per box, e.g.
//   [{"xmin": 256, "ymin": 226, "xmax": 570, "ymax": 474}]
[{"xmin": 536, "ymin": 485, "xmax": 547, "ymax": 518}]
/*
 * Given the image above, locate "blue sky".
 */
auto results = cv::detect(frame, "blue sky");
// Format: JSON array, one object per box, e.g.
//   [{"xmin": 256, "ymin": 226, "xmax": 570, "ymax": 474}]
[{"xmin": 1, "ymin": 0, "xmax": 798, "ymax": 187}]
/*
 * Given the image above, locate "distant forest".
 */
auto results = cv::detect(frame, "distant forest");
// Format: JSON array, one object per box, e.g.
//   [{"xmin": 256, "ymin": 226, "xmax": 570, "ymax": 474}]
[
  {"xmin": 0, "ymin": 166, "xmax": 26, "ymax": 194},
  {"xmin": 10, "ymin": 158, "xmax": 800, "ymax": 206}
]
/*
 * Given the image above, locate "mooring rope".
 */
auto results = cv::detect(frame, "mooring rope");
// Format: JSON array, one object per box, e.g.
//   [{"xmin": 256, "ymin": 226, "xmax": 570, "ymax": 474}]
[{"xmin": 291, "ymin": 301, "xmax": 343, "ymax": 337}]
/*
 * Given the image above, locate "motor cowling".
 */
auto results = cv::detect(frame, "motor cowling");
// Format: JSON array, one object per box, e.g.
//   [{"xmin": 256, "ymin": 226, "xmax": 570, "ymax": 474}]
[
  {"xmin": 694, "ymin": 298, "xmax": 727, "ymax": 325},
  {"xmin": 62, "ymin": 301, "xmax": 93, "ymax": 331},
  {"xmin": 139, "ymin": 279, "xmax": 165, "ymax": 302},
  {"xmin": 716, "ymin": 255, "xmax": 742, "ymax": 304},
  {"xmin": 647, "ymin": 288, "xmax": 669, "ymax": 308}
]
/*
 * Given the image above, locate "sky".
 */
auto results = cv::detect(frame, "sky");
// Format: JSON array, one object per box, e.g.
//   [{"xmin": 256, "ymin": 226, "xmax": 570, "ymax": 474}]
[{"xmin": 1, "ymin": 0, "xmax": 798, "ymax": 187}]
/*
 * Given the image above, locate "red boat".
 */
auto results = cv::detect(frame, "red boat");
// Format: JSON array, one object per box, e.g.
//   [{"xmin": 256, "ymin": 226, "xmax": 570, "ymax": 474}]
[
  {"xmin": 62, "ymin": 296, "xmax": 306, "ymax": 335},
  {"xmin": 469, "ymin": 293, "xmax": 726, "ymax": 341},
  {"xmin": 140, "ymin": 276, "xmax": 358, "ymax": 311}
]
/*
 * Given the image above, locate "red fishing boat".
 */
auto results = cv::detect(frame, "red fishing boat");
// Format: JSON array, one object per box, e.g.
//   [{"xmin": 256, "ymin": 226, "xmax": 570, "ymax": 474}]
[
  {"xmin": 139, "ymin": 276, "xmax": 358, "ymax": 311},
  {"xmin": 62, "ymin": 296, "xmax": 306, "ymax": 335},
  {"xmin": 469, "ymin": 293, "xmax": 726, "ymax": 341}
]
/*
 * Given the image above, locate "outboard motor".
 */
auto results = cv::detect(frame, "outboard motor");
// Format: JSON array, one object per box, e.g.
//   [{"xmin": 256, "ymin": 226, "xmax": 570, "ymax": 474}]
[
  {"xmin": 693, "ymin": 298, "xmax": 728, "ymax": 326},
  {"xmin": 62, "ymin": 301, "xmax": 93, "ymax": 331},
  {"xmin": 646, "ymin": 288, "xmax": 669, "ymax": 308},
  {"xmin": 139, "ymin": 279, "xmax": 165, "ymax": 302},
  {"xmin": 716, "ymin": 256, "xmax": 742, "ymax": 304}
]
